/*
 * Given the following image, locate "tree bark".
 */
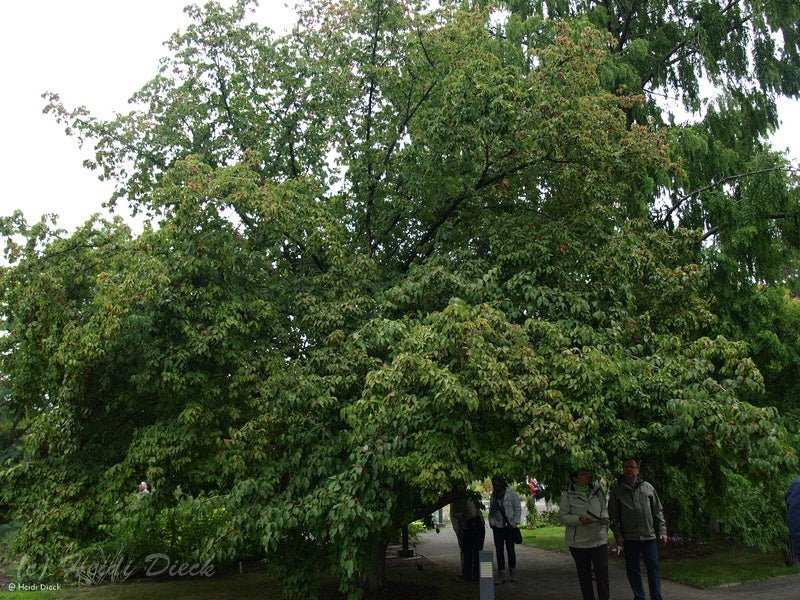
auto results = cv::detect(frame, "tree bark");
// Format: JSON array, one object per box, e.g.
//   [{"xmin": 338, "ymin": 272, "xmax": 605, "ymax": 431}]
[{"xmin": 359, "ymin": 537, "xmax": 389, "ymax": 594}]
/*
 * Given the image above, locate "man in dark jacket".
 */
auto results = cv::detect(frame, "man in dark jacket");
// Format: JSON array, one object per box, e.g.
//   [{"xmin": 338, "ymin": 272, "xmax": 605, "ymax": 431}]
[
  {"xmin": 609, "ymin": 458, "xmax": 668, "ymax": 600},
  {"xmin": 786, "ymin": 475, "xmax": 800, "ymax": 559}
]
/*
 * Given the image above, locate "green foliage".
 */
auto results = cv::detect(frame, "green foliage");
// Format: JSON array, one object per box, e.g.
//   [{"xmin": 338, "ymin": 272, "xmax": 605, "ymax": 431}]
[
  {"xmin": 712, "ymin": 471, "xmax": 790, "ymax": 551},
  {"xmin": 524, "ymin": 499, "xmax": 562, "ymax": 529},
  {"xmin": 0, "ymin": 521, "xmax": 21, "ymax": 561},
  {"xmin": 538, "ymin": 508, "xmax": 563, "ymax": 528},
  {"xmin": 2, "ymin": 0, "xmax": 800, "ymax": 597},
  {"xmin": 524, "ymin": 496, "xmax": 538, "ymax": 527},
  {"xmin": 9, "ymin": 492, "xmax": 231, "ymax": 584},
  {"xmin": 106, "ymin": 493, "xmax": 232, "ymax": 567}
]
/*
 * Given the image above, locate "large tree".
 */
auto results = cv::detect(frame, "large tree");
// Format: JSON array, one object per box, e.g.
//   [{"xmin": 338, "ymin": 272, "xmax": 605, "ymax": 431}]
[
  {"xmin": 487, "ymin": 0, "xmax": 800, "ymax": 407},
  {"xmin": 2, "ymin": 1, "xmax": 799, "ymax": 596}
]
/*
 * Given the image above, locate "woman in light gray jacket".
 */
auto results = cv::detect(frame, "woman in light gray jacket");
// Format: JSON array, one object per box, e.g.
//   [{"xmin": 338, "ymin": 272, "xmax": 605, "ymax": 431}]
[
  {"xmin": 488, "ymin": 477, "xmax": 522, "ymax": 584},
  {"xmin": 558, "ymin": 469, "xmax": 610, "ymax": 600}
]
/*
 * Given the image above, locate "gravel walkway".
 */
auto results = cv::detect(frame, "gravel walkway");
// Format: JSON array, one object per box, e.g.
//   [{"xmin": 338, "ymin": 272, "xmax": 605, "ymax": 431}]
[{"xmin": 416, "ymin": 524, "xmax": 800, "ymax": 599}]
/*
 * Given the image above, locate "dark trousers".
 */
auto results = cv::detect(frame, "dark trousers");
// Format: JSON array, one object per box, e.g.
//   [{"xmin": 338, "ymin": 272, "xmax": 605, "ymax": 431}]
[
  {"xmin": 569, "ymin": 544, "xmax": 609, "ymax": 600},
  {"xmin": 462, "ymin": 520, "xmax": 485, "ymax": 580},
  {"xmin": 623, "ymin": 539, "xmax": 662, "ymax": 600},
  {"xmin": 491, "ymin": 526, "xmax": 516, "ymax": 572}
]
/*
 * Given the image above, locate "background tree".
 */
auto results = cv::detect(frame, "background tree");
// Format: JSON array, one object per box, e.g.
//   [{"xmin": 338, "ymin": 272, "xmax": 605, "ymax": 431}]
[
  {"xmin": 487, "ymin": 0, "xmax": 800, "ymax": 395},
  {"xmin": 2, "ymin": 1, "xmax": 799, "ymax": 596}
]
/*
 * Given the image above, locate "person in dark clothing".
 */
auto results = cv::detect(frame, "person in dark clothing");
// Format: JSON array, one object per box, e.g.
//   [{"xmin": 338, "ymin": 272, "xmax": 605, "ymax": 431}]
[
  {"xmin": 452, "ymin": 490, "xmax": 485, "ymax": 581},
  {"xmin": 488, "ymin": 477, "xmax": 522, "ymax": 584}
]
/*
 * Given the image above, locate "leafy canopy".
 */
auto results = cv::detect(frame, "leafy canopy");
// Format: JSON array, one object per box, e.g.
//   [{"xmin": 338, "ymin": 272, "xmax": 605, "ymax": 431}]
[{"xmin": 2, "ymin": 0, "xmax": 799, "ymax": 596}]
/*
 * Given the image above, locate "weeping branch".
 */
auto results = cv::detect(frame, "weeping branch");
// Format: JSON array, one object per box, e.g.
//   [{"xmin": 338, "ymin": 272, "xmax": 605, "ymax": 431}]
[
  {"xmin": 662, "ymin": 165, "xmax": 798, "ymax": 227},
  {"xmin": 701, "ymin": 212, "xmax": 796, "ymax": 243}
]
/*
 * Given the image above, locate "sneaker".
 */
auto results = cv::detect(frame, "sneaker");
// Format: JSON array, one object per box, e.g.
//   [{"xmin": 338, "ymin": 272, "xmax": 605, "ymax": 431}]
[
  {"xmin": 495, "ymin": 571, "xmax": 507, "ymax": 585},
  {"xmin": 509, "ymin": 569, "xmax": 517, "ymax": 582}
]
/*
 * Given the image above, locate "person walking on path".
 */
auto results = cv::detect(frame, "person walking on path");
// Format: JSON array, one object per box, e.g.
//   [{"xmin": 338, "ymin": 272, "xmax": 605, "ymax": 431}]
[
  {"xmin": 559, "ymin": 468, "xmax": 610, "ymax": 600},
  {"xmin": 451, "ymin": 489, "xmax": 486, "ymax": 581},
  {"xmin": 609, "ymin": 458, "xmax": 668, "ymax": 600},
  {"xmin": 488, "ymin": 477, "xmax": 522, "ymax": 584}
]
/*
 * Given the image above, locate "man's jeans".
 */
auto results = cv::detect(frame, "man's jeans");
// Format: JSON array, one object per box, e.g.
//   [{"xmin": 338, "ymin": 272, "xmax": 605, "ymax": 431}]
[
  {"xmin": 491, "ymin": 526, "xmax": 516, "ymax": 573},
  {"xmin": 623, "ymin": 539, "xmax": 662, "ymax": 600}
]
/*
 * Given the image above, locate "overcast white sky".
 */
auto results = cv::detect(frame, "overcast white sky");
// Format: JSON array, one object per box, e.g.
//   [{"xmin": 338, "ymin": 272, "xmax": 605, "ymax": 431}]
[
  {"xmin": 1, "ymin": 1, "xmax": 798, "ymax": 234},
  {"xmin": 0, "ymin": 1, "xmax": 295, "ymax": 234}
]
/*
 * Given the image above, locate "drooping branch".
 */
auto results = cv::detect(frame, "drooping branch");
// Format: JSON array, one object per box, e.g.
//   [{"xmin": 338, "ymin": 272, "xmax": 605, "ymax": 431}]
[
  {"xmin": 639, "ymin": 0, "xmax": 743, "ymax": 88},
  {"xmin": 409, "ymin": 488, "xmax": 465, "ymax": 524},
  {"xmin": 662, "ymin": 165, "xmax": 798, "ymax": 227},
  {"xmin": 701, "ymin": 212, "xmax": 797, "ymax": 243}
]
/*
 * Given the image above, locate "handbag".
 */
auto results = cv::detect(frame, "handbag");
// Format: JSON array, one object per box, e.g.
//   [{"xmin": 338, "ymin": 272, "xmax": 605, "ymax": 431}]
[
  {"xmin": 495, "ymin": 492, "xmax": 523, "ymax": 545},
  {"xmin": 510, "ymin": 525, "xmax": 523, "ymax": 544}
]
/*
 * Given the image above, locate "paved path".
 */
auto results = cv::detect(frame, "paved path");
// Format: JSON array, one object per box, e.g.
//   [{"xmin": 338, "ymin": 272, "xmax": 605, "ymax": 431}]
[{"xmin": 416, "ymin": 525, "xmax": 800, "ymax": 599}]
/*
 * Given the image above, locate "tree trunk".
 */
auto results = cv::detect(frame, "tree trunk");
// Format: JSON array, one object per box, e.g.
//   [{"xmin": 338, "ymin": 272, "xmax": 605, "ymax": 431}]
[{"xmin": 359, "ymin": 538, "xmax": 389, "ymax": 595}]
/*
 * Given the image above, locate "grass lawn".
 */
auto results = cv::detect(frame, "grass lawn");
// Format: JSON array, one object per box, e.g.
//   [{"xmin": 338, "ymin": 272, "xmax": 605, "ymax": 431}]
[
  {"xmin": 0, "ymin": 560, "xmax": 472, "ymax": 600},
  {"xmin": 520, "ymin": 525, "xmax": 800, "ymax": 588},
  {"xmin": 659, "ymin": 544, "xmax": 800, "ymax": 588},
  {"xmin": 520, "ymin": 525, "xmax": 569, "ymax": 552}
]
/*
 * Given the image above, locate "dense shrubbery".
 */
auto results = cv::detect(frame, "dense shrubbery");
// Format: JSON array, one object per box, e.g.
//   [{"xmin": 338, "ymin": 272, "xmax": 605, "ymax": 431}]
[
  {"xmin": 11, "ymin": 492, "xmax": 232, "ymax": 584},
  {"xmin": 107, "ymin": 493, "xmax": 232, "ymax": 566},
  {"xmin": 524, "ymin": 496, "xmax": 562, "ymax": 529}
]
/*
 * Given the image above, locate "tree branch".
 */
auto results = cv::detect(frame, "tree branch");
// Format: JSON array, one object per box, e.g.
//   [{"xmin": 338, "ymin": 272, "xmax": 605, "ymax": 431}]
[
  {"xmin": 662, "ymin": 166, "xmax": 797, "ymax": 227},
  {"xmin": 640, "ymin": 0, "xmax": 741, "ymax": 88},
  {"xmin": 618, "ymin": 0, "xmax": 639, "ymax": 48},
  {"xmin": 409, "ymin": 488, "xmax": 465, "ymax": 524},
  {"xmin": 701, "ymin": 212, "xmax": 797, "ymax": 243},
  {"xmin": 401, "ymin": 154, "xmax": 552, "ymax": 268},
  {"xmin": 362, "ymin": 11, "xmax": 385, "ymax": 259}
]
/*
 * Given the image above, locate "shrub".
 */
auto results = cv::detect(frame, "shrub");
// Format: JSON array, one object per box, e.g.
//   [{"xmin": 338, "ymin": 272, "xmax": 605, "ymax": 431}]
[
  {"xmin": 108, "ymin": 491, "xmax": 233, "ymax": 567},
  {"xmin": 525, "ymin": 496, "xmax": 538, "ymax": 528},
  {"xmin": 528, "ymin": 507, "xmax": 561, "ymax": 528}
]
